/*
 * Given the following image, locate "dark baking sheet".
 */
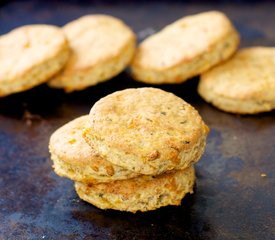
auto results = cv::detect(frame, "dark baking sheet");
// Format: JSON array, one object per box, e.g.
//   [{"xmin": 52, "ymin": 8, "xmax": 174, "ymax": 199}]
[{"xmin": 0, "ymin": 1, "xmax": 275, "ymax": 239}]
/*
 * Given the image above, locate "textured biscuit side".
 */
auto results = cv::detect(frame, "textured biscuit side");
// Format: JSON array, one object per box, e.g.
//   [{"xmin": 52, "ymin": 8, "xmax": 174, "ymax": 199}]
[
  {"xmin": 131, "ymin": 11, "xmax": 240, "ymax": 84},
  {"xmin": 198, "ymin": 47, "xmax": 275, "ymax": 114},
  {"xmin": 75, "ymin": 166, "xmax": 195, "ymax": 213},
  {"xmin": 48, "ymin": 15, "xmax": 136, "ymax": 92},
  {"xmin": 50, "ymin": 153, "xmax": 139, "ymax": 184},
  {"xmin": 0, "ymin": 25, "xmax": 70, "ymax": 97},
  {"xmin": 84, "ymin": 88, "xmax": 209, "ymax": 175},
  {"xmin": 49, "ymin": 115, "xmax": 139, "ymax": 183},
  {"xmin": 49, "ymin": 37, "xmax": 135, "ymax": 92}
]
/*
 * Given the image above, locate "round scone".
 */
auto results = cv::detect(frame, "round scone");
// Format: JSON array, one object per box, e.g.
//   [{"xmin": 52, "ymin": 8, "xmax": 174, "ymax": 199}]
[
  {"xmin": 75, "ymin": 166, "xmax": 195, "ymax": 213},
  {"xmin": 198, "ymin": 47, "xmax": 275, "ymax": 114},
  {"xmin": 49, "ymin": 115, "xmax": 139, "ymax": 183},
  {"xmin": 48, "ymin": 15, "xmax": 136, "ymax": 92},
  {"xmin": 0, "ymin": 25, "xmax": 70, "ymax": 97},
  {"xmin": 84, "ymin": 88, "xmax": 209, "ymax": 175},
  {"xmin": 131, "ymin": 11, "xmax": 239, "ymax": 84}
]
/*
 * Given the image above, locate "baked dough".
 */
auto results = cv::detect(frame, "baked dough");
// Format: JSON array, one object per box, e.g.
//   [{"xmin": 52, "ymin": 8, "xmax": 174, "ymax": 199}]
[
  {"xmin": 131, "ymin": 11, "xmax": 239, "ymax": 84},
  {"xmin": 48, "ymin": 15, "xmax": 136, "ymax": 92},
  {"xmin": 75, "ymin": 166, "xmax": 195, "ymax": 213},
  {"xmin": 49, "ymin": 115, "xmax": 139, "ymax": 183},
  {"xmin": 198, "ymin": 47, "xmax": 275, "ymax": 114},
  {"xmin": 0, "ymin": 24, "xmax": 69, "ymax": 97},
  {"xmin": 84, "ymin": 88, "xmax": 209, "ymax": 175}
]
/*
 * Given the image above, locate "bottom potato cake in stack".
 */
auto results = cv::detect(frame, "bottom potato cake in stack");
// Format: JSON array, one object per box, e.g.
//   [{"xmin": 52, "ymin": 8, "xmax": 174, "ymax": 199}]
[{"xmin": 75, "ymin": 167, "xmax": 195, "ymax": 213}]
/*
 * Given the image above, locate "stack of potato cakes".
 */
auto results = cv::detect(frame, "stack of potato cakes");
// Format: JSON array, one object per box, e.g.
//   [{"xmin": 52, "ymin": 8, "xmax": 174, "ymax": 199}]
[{"xmin": 49, "ymin": 88, "xmax": 209, "ymax": 213}]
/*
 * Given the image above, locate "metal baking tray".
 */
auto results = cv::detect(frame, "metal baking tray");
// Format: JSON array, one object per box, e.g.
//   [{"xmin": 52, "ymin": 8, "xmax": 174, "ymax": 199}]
[{"xmin": 0, "ymin": 1, "xmax": 274, "ymax": 239}]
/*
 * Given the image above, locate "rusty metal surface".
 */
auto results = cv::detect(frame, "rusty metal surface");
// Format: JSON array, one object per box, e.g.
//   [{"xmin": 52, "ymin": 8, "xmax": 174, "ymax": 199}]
[{"xmin": 0, "ymin": 1, "xmax": 275, "ymax": 239}]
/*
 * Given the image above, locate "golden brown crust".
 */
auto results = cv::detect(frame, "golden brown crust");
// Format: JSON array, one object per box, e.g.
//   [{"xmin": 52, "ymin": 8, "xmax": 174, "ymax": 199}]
[
  {"xmin": 49, "ymin": 115, "xmax": 139, "ymax": 183},
  {"xmin": 48, "ymin": 15, "xmax": 136, "ymax": 92},
  {"xmin": 75, "ymin": 166, "xmax": 195, "ymax": 213},
  {"xmin": 0, "ymin": 24, "xmax": 70, "ymax": 97},
  {"xmin": 131, "ymin": 11, "xmax": 239, "ymax": 84},
  {"xmin": 198, "ymin": 47, "xmax": 275, "ymax": 114},
  {"xmin": 84, "ymin": 88, "xmax": 209, "ymax": 175}
]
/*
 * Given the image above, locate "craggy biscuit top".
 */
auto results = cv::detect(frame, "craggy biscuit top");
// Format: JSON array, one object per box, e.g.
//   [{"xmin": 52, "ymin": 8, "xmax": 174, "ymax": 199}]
[
  {"xmin": 61, "ymin": 14, "xmax": 135, "ymax": 73},
  {"xmin": 132, "ymin": 11, "xmax": 238, "ymax": 70},
  {"xmin": 49, "ymin": 115, "xmax": 106, "ymax": 166},
  {"xmin": 49, "ymin": 115, "xmax": 139, "ymax": 182},
  {"xmin": 200, "ymin": 47, "xmax": 275, "ymax": 103},
  {"xmin": 49, "ymin": 115, "xmax": 129, "ymax": 172},
  {"xmin": 0, "ymin": 25, "xmax": 68, "ymax": 82},
  {"xmin": 85, "ymin": 88, "xmax": 209, "ymax": 174}
]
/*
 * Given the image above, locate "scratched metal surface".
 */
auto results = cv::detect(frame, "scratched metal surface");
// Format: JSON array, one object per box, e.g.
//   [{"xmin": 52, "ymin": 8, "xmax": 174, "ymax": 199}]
[{"xmin": 0, "ymin": 1, "xmax": 275, "ymax": 239}]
